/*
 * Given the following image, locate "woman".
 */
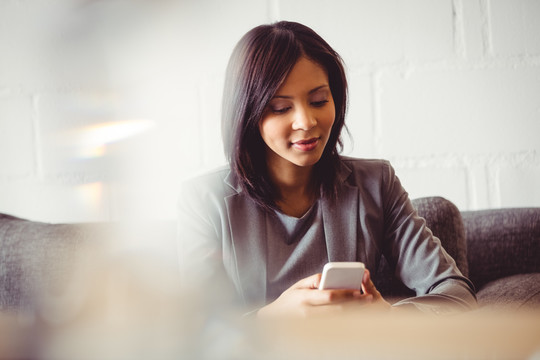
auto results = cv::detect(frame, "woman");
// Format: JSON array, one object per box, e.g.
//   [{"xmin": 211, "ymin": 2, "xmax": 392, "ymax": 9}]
[{"xmin": 177, "ymin": 21, "xmax": 476, "ymax": 317}]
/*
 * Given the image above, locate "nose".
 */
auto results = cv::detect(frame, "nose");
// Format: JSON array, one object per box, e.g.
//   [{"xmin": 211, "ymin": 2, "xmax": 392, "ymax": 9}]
[{"xmin": 291, "ymin": 105, "xmax": 316, "ymax": 131}]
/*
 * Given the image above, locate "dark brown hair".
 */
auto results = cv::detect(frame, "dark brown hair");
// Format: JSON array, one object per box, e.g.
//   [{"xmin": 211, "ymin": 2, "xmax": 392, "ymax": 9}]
[{"xmin": 222, "ymin": 21, "xmax": 348, "ymax": 211}]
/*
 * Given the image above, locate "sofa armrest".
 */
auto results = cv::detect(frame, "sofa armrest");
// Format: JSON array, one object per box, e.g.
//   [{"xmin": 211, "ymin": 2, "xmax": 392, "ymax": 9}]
[
  {"xmin": 0, "ymin": 214, "xmax": 114, "ymax": 311},
  {"xmin": 0, "ymin": 213, "xmax": 177, "ymax": 312},
  {"xmin": 461, "ymin": 208, "xmax": 540, "ymax": 290}
]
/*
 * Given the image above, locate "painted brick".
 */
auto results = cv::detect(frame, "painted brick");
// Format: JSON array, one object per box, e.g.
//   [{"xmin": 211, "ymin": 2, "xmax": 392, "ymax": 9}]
[
  {"xmin": 105, "ymin": 118, "xmax": 205, "ymax": 219},
  {"xmin": 379, "ymin": 67, "xmax": 540, "ymax": 157},
  {"xmin": 36, "ymin": 86, "xmax": 203, "ymax": 184},
  {"xmin": 279, "ymin": 0, "xmax": 455, "ymax": 65},
  {"xmin": 0, "ymin": 96, "xmax": 35, "ymax": 176},
  {"xmin": 0, "ymin": 2, "xmax": 33, "ymax": 89},
  {"xmin": 498, "ymin": 164, "xmax": 540, "ymax": 208},
  {"xmin": 462, "ymin": 0, "xmax": 486, "ymax": 59},
  {"xmin": 342, "ymin": 72, "xmax": 375, "ymax": 157},
  {"xmin": 109, "ymin": 173, "xmax": 183, "ymax": 222},
  {"xmin": 158, "ymin": 0, "xmax": 271, "ymax": 171},
  {"xmin": 0, "ymin": 180, "xmax": 109, "ymax": 223},
  {"xmin": 490, "ymin": 0, "xmax": 540, "ymax": 56},
  {"xmin": 165, "ymin": 0, "xmax": 270, "ymax": 72},
  {"xmin": 392, "ymin": 165, "xmax": 469, "ymax": 211},
  {"xmin": 199, "ymin": 74, "xmax": 227, "ymax": 168},
  {"xmin": 2, "ymin": 0, "xmax": 540, "ymax": 222},
  {"xmin": 36, "ymin": 92, "xmax": 117, "ymax": 176},
  {"xmin": 0, "ymin": 1, "xmax": 64, "ymax": 91},
  {"xmin": 466, "ymin": 163, "xmax": 491, "ymax": 210}
]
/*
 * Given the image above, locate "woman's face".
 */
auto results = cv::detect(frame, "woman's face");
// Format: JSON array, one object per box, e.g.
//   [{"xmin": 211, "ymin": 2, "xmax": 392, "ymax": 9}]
[{"xmin": 258, "ymin": 57, "xmax": 335, "ymax": 171}]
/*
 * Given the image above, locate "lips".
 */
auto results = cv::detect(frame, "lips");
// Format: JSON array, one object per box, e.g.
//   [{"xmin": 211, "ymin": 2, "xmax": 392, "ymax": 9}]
[{"xmin": 292, "ymin": 137, "xmax": 319, "ymax": 151}]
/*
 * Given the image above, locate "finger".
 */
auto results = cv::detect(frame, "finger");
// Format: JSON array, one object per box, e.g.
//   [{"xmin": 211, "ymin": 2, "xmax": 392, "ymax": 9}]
[
  {"xmin": 361, "ymin": 268, "xmax": 370, "ymax": 294},
  {"xmin": 362, "ymin": 269, "xmax": 383, "ymax": 300},
  {"xmin": 363, "ymin": 268, "xmax": 371, "ymax": 283},
  {"xmin": 307, "ymin": 289, "xmax": 365, "ymax": 306},
  {"xmin": 303, "ymin": 295, "xmax": 377, "ymax": 318},
  {"xmin": 291, "ymin": 273, "xmax": 322, "ymax": 290}
]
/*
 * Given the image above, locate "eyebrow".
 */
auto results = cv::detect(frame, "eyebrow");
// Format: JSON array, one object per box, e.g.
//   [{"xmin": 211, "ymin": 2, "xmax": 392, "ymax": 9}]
[{"xmin": 272, "ymin": 85, "xmax": 329, "ymax": 99}]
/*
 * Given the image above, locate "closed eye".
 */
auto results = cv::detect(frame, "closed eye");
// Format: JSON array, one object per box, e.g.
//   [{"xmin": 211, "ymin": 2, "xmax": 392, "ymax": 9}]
[
  {"xmin": 311, "ymin": 100, "xmax": 329, "ymax": 107},
  {"xmin": 271, "ymin": 106, "xmax": 291, "ymax": 114}
]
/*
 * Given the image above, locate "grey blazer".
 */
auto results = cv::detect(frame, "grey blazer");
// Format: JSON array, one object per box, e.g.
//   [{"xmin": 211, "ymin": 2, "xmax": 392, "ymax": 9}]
[{"xmin": 177, "ymin": 157, "xmax": 476, "ymax": 312}]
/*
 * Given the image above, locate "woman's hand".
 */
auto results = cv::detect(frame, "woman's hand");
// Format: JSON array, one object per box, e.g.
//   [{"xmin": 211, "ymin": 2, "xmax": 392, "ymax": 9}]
[
  {"xmin": 257, "ymin": 269, "xmax": 390, "ymax": 318},
  {"xmin": 361, "ymin": 269, "xmax": 391, "ymax": 311}
]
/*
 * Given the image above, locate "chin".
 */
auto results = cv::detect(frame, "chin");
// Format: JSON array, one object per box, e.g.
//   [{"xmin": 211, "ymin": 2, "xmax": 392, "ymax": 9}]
[{"xmin": 291, "ymin": 154, "xmax": 324, "ymax": 168}]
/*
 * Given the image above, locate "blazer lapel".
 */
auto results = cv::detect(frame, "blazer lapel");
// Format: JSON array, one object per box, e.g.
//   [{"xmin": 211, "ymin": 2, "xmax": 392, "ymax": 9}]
[
  {"xmin": 321, "ymin": 163, "xmax": 359, "ymax": 262},
  {"xmin": 223, "ymin": 173, "xmax": 267, "ymax": 306},
  {"xmin": 221, "ymin": 161, "xmax": 360, "ymax": 305}
]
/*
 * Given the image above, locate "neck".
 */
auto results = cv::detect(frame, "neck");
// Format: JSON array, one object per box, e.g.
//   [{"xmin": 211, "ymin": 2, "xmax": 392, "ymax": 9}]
[{"xmin": 266, "ymin": 159, "xmax": 318, "ymax": 217}]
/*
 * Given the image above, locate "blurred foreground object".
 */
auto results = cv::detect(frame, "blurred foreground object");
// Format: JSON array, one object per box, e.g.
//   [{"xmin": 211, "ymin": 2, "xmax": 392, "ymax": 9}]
[
  {"xmin": 0, "ymin": 196, "xmax": 539, "ymax": 358},
  {"xmin": 256, "ymin": 308, "xmax": 540, "ymax": 360}
]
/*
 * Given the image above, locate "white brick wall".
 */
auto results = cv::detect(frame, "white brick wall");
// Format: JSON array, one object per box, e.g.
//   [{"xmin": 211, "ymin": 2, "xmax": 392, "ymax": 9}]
[{"xmin": 0, "ymin": 0, "xmax": 539, "ymax": 222}]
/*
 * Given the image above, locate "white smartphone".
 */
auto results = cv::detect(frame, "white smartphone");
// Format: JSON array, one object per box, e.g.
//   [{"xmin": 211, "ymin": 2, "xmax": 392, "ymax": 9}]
[{"xmin": 318, "ymin": 262, "xmax": 365, "ymax": 290}]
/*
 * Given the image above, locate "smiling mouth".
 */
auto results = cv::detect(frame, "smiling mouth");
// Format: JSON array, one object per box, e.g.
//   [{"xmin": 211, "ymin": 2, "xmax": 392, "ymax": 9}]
[
  {"xmin": 294, "ymin": 137, "xmax": 318, "ymax": 144},
  {"xmin": 292, "ymin": 137, "xmax": 319, "ymax": 151}
]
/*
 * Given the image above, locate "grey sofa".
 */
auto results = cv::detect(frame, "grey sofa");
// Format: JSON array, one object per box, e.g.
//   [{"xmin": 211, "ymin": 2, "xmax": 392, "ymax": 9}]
[
  {"xmin": 376, "ymin": 197, "xmax": 540, "ymax": 310},
  {"xmin": 1, "ymin": 197, "xmax": 539, "ymax": 313}
]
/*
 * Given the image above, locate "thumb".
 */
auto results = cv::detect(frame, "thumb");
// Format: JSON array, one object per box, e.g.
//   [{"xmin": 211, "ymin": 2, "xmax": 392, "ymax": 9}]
[{"xmin": 362, "ymin": 269, "xmax": 382, "ymax": 298}]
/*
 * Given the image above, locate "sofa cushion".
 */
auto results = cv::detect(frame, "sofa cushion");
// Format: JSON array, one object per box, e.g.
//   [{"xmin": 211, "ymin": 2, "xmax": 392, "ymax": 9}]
[
  {"xmin": 476, "ymin": 273, "xmax": 540, "ymax": 310},
  {"xmin": 0, "ymin": 213, "xmax": 114, "ymax": 311},
  {"xmin": 462, "ymin": 208, "xmax": 540, "ymax": 290}
]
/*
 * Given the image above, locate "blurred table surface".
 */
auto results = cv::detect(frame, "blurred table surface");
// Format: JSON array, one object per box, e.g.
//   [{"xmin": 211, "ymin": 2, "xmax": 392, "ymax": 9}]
[
  {"xmin": 2, "ymin": 307, "xmax": 540, "ymax": 359},
  {"xmin": 256, "ymin": 308, "xmax": 540, "ymax": 360}
]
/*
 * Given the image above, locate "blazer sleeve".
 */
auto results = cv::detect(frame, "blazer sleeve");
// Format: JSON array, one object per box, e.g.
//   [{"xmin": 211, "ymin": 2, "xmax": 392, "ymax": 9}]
[
  {"xmin": 379, "ymin": 162, "xmax": 477, "ymax": 313},
  {"xmin": 176, "ymin": 175, "xmax": 240, "ymax": 310}
]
